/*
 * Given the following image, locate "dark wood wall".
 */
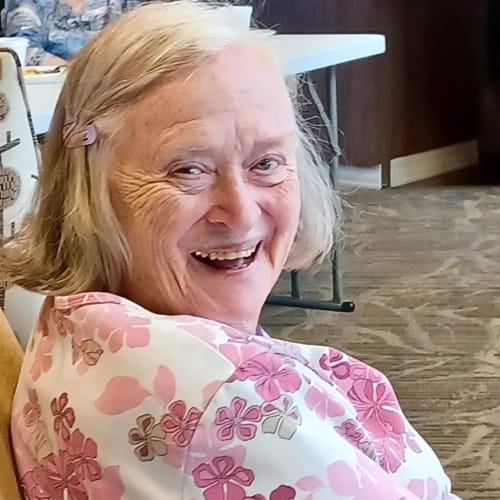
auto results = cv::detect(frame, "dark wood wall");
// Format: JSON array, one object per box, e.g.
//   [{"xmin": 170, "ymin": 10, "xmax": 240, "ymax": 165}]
[{"xmin": 257, "ymin": 1, "xmax": 486, "ymax": 183}]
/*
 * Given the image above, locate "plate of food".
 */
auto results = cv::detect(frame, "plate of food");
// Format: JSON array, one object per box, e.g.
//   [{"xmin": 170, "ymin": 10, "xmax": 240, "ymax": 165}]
[
  {"xmin": 22, "ymin": 66, "xmax": 67, "ymax": 85},
  {"xmin": 23, "ymin": 65, "xmax": 67, "ymax": 76}
]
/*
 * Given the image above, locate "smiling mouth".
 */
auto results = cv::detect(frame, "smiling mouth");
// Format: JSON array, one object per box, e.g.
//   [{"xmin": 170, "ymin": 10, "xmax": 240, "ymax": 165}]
[{"xmin": 191, "ymin": 243, "xmax": 261, "ymax": 271}]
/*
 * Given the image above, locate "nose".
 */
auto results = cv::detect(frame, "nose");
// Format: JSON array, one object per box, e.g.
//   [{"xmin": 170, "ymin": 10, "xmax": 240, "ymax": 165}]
[{"xmin": 205, "ymin": 175, "xmax": 262, "ymax": 232}]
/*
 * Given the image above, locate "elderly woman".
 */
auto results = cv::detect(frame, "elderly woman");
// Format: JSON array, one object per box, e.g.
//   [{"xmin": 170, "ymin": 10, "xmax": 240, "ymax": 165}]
[{"xmin": 3, "ymin": 2, "xmax": 460, "ymax": 499}]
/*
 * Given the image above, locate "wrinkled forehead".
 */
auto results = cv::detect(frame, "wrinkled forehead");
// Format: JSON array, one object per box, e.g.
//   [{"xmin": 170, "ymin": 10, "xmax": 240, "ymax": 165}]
[{"xmin": 118, "ymin": 42, "xmax": 295, "ymax": 137}]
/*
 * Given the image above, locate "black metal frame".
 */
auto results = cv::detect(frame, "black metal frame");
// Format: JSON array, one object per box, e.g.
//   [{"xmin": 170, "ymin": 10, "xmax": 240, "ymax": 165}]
[
  {"xmin": 266, "ymin": 66, "xmax": 355, "ymax": 313},
  {"xmin": 266, "ymin": 253, "xmax": 355, "ymax": 312}
]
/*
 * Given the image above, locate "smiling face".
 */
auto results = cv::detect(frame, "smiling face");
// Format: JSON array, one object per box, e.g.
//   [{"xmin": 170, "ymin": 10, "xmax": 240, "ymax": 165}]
[{"xmin": 109, "ymin": 43, "xmax": 301, "ymax": 332}]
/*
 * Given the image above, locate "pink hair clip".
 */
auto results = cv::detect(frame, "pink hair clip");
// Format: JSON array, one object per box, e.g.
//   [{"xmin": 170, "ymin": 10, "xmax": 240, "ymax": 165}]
[{"xmin": 62, "ymin": 120, "xmax": 97, "ymax": 149}]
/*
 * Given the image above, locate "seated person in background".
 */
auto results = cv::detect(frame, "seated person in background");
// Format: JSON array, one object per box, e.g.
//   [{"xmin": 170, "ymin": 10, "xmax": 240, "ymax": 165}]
[
  {"xmin": 2, "ymin": 2, "xmax": 461, "ymax": 498},
  {"xmin": 2, "ymin": 0, "xmax": 137, "ymax": 65}
]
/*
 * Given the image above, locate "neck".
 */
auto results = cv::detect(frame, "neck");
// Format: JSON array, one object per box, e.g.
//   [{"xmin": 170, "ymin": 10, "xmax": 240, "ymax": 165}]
[
  {"xmin": 226, "ymin": 317, "xmax": 258, "ymax": 335},
  {"xmin": 200, "ymin": 311, "xmax": 259, "ymax": 335}
]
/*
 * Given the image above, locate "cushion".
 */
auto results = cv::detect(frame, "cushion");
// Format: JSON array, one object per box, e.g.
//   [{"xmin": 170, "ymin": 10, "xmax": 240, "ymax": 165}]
[{"xmin": 0, "ymin": 308, "xmax": 22, "ymax": 500}]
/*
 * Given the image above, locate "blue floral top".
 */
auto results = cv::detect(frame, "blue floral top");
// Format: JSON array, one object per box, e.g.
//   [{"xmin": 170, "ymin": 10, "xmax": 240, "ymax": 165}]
[{"xmin": 2, "ymin": 0, "xmax": 137, "ymax": 65}]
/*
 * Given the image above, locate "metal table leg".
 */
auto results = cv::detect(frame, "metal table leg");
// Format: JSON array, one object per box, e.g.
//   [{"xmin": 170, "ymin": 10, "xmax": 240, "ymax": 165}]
[{"xmin": 266, "ymin": 66, "xmax": 355, "ymax": 313}]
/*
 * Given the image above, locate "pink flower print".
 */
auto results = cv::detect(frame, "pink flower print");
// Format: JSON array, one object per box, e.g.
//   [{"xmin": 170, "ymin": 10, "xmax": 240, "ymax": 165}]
[
  {"xmin": 371, "ymin": 434, "xmax": 407, "ymax": 473},
  {"xmin": 30, "ymin": 335, "xmax": 53, "ymax": 382},
  {"xmin": 219, "ymin": 342, "xmax": 268, "ymax": 369},
  {"xmin": 20, "ymin": 470, "xmax": 50, "ymax": 500},
  {"xmin": 326, "ymin": 460, "xmax": 414, "ymax": 500},
  {"xmin": 349, "ymin": 363, "xmax": 383, "ymax": 383},
  {"xmin": 231, "ymin": 353, "xmax": 302, "ymax": 402},
  {"xmin": 243, "ymin": 485, "xmax": 297, "ymax": 500},
  {"xmin": 215, "ymin": 397, "xmax": 262, "ymax": 442},
  {"xmin": 319, "ymin": 350, "xmax": 350, "ymax": 379},
  {"xmin": 185, "ymin": 423, "xmax": 247, "ymax": 476},
  {"xmin": 261, "ymin": 395, "xmax": 301, "ymax": 440},
  {"xmin": 161, "ymin": 400, "xmax": 202, "ymax": 447},
  {"xmin": 50, "ymin": 393, "xmax": 75, "ymax": 442},
  {"xmin": 304, "ymin": 386, "xmax": 345, "ymax": 419},
  {"xmin": 66, "ymin": 430, "xmax": 102, "ymax": 482},
  {"xmin": 96, "ymin": 312, "xmax": 151, "ymax": 353},
  {"xmin": 407, "ymin": 477, "xmax": 439, "ymax": 500},
  {"xmin": 405, "ymin": 431, "xmax": 422, "ymax": 454},
  {"xmin": 266, "ymin": 341, "xmax": 309, "ymax": 366},
  {"xmin": 348, "ymin": 378, "xmax": 405, "ymax": 437},
  {"xmin": 128, "ymin": 414, "xmax": 167, "ymax": 462},
  {"xmin": 407, "ymin": 479, "xmax": 425, "ymax": 498},
  {"xmin": 179, "ymin": 323, "xmax": 217, "ymax": 344},
  {"xmin": 270, "ymin": 485, "xmax": 296, "ymax": 499},
  {"xmin": 33, "ymin": 451, "xmax": 85, "ymax": 500},
  {"xmin": 335, "ymin": 419, "xmax": 365, "ymax": 445},
  {"xmin": 80, "ymin": 292, "xmax": 122, "ymax": 305},
  {"xmin": 71, "ymin": 338, "xmax": 104, "ymax": 370},
  {"xmin": 87, "ymin": 466, "xmax": 124, "ymax": 500},
  {"xmin": 193, "ymin": 455, "xmax": 254, "ymax": 500},
  {"xmin": 53, "ymin": 308, "xmax": 73, "ymax": 337},
  {"xmin": 23, "ymin": 389, "xmax": 42, "ymax": 427}
]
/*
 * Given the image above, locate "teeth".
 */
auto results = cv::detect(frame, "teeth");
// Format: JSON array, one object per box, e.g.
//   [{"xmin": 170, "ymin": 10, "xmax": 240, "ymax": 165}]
[{"xmin": 194, "ymin": 246, "xmax": 257, "ymax": 261}]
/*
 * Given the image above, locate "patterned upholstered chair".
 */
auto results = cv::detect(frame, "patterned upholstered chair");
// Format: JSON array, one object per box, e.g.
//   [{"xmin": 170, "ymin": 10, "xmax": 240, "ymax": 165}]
[
  {"xmin": 0, "ymin": 308, "xmax": 22, "ymax": 500},
  {"xmin": 0, "ymin": 48, "xmax": 44, "ymax": 349}
]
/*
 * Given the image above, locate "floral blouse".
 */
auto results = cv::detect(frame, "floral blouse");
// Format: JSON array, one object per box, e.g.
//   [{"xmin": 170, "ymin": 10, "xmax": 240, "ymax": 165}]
[
  {"xmin": 11, "ymin": 292, "xmax": 461, "ymax": 499},
  {"xmin": 2, "ymin": 0, "xmax": 137, "ymax": 64}
]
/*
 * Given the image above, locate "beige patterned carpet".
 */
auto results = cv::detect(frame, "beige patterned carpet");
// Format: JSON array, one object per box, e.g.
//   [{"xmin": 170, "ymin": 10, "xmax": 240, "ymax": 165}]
[{"xmin": 262, "ymin": 187, "xmax": 500, "ymax": 500}]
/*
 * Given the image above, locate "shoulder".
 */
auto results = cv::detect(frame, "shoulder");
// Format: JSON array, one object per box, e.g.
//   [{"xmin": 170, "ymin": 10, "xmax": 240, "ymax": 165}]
[
  {"xmin": 26, "ymin": 292, "xmax": 283, "ymax": 391},
  {"xmin": 50, "ymin": 291, "xmax": 255, "ymax": 368},
  {"xmin": 53, "ymin": 292, "xmax": 275, "ymax": 356}
]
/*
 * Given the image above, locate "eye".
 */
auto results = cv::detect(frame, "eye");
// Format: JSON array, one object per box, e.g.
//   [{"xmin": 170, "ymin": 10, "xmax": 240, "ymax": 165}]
[
  {"xmin": 172, "ymin": 164, "xmax": 204, "ymax": 176},
  {"xmin": 253, "ymin": 157, "xmax": 280, "ymax": 172},
  {"xmin": 166, "ymin": 161, "xmax": 213, "ymax": 194}
]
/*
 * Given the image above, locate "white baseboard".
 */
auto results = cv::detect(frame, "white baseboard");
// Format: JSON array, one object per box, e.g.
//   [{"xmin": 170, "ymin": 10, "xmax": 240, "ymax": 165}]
[
  {"xmin": 337, "ymin": 164, "xmax": 383, "ymax": 190},
  {"xmin": 390, "ymin": 140, "xmax": 478, "ymax": 187}
]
